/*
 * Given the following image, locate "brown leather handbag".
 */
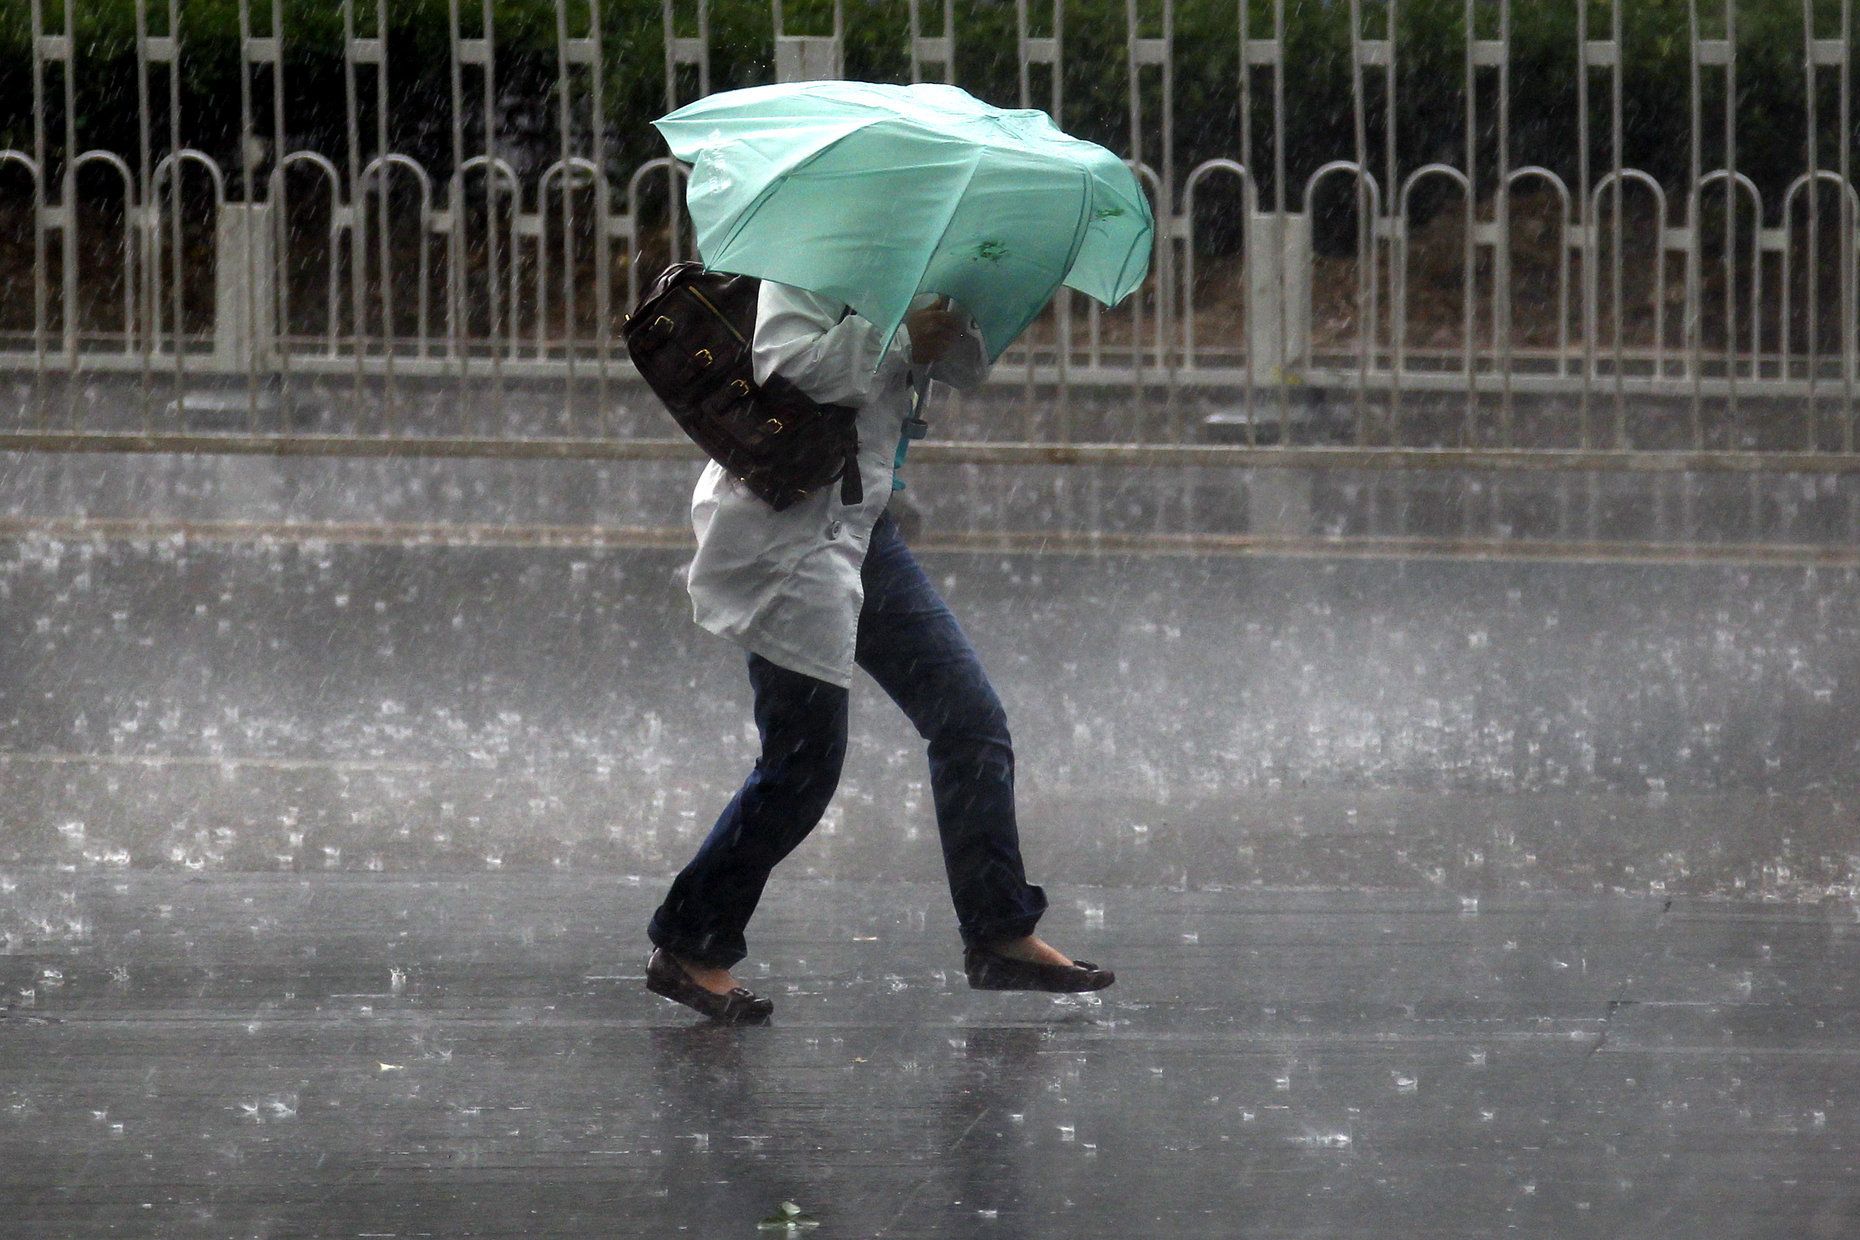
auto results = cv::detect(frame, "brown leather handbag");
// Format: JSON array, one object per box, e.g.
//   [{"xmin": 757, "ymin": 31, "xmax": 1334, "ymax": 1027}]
[{"xmin": 624, "ymin": 262, "xmax": 862, "ymax": 511}]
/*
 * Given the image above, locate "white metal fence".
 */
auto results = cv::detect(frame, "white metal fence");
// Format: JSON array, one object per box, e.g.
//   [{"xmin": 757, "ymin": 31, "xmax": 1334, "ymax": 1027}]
[{"xmin": 3, "ymin": 0, "xmax": 1858, "ymax": 459}]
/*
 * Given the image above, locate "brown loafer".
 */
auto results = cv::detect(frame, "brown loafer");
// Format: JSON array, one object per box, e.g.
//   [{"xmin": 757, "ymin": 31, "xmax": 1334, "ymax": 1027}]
[
  {"xmin": 646, "ymin": 947, "xmax": 774, "ymax": 1024},
  {"xmin": 964, "ymin": 945, "xmax": 1115, "ymax": 993}
]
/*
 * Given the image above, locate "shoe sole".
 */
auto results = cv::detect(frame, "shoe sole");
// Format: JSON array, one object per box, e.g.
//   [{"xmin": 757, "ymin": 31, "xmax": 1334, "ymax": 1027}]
[
  {"xmin": 965, "ymin": 959, "xmax": 1116, "ymax": 993},
  {"xmin": 967, "ymin": 977, "xmax": 1115, "ymax": 993},
  {"xmin": 646, "ymin": 962, "xmax": 773, "ymax": 1023}
]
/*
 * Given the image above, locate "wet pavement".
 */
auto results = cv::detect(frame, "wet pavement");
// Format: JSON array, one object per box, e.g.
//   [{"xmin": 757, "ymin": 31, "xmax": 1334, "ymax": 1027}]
[
  {"xmin": 0, "ymin": 492, "xmax": 1854, "ymax": 897},
  {"xmin": 3, "ymin": 873, "xmax": 1858, "ymax": 1238},
  {"xmin": 2, "ymin": 449, "xmax": 1858, "ymax": 1236}
]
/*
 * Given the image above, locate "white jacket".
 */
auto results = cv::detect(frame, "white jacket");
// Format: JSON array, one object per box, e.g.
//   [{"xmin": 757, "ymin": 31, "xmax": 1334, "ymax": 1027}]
[{"xmin": 686, "ymin": 281, "xmax": 989, "ymax": 687}]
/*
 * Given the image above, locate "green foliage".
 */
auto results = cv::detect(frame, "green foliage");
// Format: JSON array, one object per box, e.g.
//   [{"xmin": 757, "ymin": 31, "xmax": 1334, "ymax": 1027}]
[{"xmin": 0, "ymin": 0, "xmax": 1848, "ymax": 215}]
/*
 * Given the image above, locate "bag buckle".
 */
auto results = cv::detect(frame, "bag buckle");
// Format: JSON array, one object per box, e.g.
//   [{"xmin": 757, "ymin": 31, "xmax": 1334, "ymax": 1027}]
[{"xmin": 763, "ymin": 417, "xmax": 785, "ymax": 435}]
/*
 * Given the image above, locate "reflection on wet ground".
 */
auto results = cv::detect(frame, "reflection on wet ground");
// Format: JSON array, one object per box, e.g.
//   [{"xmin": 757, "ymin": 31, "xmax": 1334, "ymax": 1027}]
[
  {"xmin": 3, "ymin": 874, "xmax": 1857, "ymax": 1238},
  {"xmin": 2, "ymin": 452, "xmax": 1857, "ymax": 1236}
]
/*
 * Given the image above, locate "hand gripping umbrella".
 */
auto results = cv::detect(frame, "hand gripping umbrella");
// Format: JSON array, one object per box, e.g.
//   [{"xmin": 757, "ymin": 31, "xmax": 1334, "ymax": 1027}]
[{"xmin": 652, "ymin": 80, "xmax": 1153, "ymax": 362}]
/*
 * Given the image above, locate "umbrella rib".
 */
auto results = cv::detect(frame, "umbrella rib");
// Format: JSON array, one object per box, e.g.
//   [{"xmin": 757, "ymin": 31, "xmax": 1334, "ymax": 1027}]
[
  {"xmin": 1064, "ymin": 176, "xmax": 1153, "ymax": 307},
  {"xmin": 1061, "ymin": 164, "xmax": 1096, "ymax": 288},
  {"xmin": 1114, "ymin": 210, "xmax": 1156, "ymax": 304},
  {"xmin": 702, "ymin": 116, "xmax": 899, "ymax": 266},
  {"xmin": 882, "ymin": 145, "xmax": 991, "ymax": 356},
  {"xmin": 913, "ymin": 146, "xmax": 990, "ymax": 297},
  {"xmin": 984, "ymin": 164, "xmax": 1099, "ymax": 360}
]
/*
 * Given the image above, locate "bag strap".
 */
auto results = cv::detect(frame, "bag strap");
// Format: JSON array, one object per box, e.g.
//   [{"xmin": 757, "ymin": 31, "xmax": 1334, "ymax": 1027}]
[{"xmin": 839, "ymin": 439, "xmax": 863, "ymax": 506}]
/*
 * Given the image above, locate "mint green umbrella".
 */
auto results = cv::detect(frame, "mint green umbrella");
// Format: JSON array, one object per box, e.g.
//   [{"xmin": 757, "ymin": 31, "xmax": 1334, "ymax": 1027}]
[{"xmin": 652, "ymin": 81, "xmax": 1153, "ymax": 362}]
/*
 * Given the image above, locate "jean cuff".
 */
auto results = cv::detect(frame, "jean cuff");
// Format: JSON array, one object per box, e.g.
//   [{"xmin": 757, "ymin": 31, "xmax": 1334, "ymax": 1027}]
[
  {"xmin": 956, "ymin": 888, "xmax": 1047, "ymax": 950},
  {"xmin": 647, "ymin": 913, "xmax": 747, "ymax": 969}
]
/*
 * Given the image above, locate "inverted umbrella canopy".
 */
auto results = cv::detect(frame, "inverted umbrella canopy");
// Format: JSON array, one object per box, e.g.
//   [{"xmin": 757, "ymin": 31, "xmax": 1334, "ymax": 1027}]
[{"xmin": 652, "ymin": 80, "xmax": 1153, "ymax": 362}]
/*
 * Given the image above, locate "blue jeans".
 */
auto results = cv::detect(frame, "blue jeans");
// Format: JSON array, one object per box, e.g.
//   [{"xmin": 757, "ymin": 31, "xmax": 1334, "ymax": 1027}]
[{"xmin": 649, "ymin": 511, "xmax": 1048, "ymax": 968}]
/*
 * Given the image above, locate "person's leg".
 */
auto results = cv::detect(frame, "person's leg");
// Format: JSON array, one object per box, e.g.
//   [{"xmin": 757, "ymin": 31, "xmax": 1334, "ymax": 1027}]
[
  {"xmin": 648, "ymin": 652, "xmax": 849, "ymax": 970},
  {"xmin": 854, "ymin": 513, "xmax": 1049, "ymax": 950}
]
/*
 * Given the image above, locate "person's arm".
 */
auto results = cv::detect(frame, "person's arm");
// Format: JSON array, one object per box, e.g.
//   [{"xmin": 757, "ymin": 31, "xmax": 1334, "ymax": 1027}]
[
  {"xmin": 752, "ymin": 282, "xmax": 906, "ymax": 407},
  {"xmin": 899, "ymin": 296, "xmax": 990, "ymax": 392}
]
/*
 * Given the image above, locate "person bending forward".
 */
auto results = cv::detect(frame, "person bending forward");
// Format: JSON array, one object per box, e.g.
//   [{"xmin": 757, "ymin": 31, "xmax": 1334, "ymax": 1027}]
[{"xmin": 645, "ymin": 281, "xmax": 1114, "ymax": 1023}]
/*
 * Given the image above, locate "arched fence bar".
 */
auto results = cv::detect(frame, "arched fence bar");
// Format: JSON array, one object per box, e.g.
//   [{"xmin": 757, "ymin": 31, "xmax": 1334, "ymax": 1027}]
[{"xmin": 1, "ymin": 0, "xmax": 1856, "ymax": 459}]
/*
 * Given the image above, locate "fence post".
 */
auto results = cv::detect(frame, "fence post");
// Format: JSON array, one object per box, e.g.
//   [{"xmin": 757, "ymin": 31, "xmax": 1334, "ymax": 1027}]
[
  {"xmin": 213, "ymin": 204, "xmax": 276, "ymax": 369},
  {"xmin": 774, "ymin": 36, "xmax": 841, "ymax": 80},
  {"xmin": 909, "ymin": 0, "xmax": 955, "ymax": 83},
  {"xmin": 773, "ymin": 0, "xmax": 843, "ymax": 81},
  {"xmin": 1246, "ymin": 210, "xmax": 1310, "ymax": 379}
]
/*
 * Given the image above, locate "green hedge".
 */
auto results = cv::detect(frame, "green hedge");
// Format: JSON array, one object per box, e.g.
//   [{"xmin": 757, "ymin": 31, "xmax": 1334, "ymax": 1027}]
[{"xmin": 0, "ymin": 0, "xmax": 1851, "ymax": 219}]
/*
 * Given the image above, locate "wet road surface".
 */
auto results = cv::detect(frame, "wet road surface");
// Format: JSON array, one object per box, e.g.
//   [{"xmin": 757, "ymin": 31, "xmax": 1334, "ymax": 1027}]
[
  {"xmin": 0, "ymin": 514, "xmax": 1854, "ymax": 897},
  {"xmin": 2, "ymin": 452, "xmax": 1857, "ymax": 1237},
  {"xmin": 4, "ymin": 873, "xmax": 1859, "ymax": 1239}
]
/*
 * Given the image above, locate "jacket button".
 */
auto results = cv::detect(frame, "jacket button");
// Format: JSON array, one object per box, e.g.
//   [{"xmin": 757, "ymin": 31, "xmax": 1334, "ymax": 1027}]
[{"xmin": 825, "ymin": 520, "xmax": 843, "ymax": 540}]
